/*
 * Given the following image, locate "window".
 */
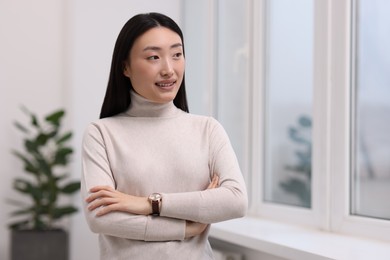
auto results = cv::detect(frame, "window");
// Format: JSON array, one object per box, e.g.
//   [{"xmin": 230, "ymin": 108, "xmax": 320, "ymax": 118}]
[
  {"xmin": 351, "ymin": 0, "xmax": 390, "ymax": 220},
  {"xmin": 215, "ymin": 0, "xmax": 251, "ymax": 180},
  {"xmin": 264, "ymin": 0, "xmax": 314, "ymax": 208},
  {"xmin": 183, "ymin": 0, "xmax": 390, "ymax": 242}
]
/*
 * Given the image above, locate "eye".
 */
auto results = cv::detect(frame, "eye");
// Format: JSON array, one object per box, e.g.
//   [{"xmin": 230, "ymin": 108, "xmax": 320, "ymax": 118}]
[
  {"xmin": 147, "ymin": 55, "xmax": 159, "ymax": 60},
  {"xmin": 173, "ymin": 52, "xmax": 183, "ymax": 59}
]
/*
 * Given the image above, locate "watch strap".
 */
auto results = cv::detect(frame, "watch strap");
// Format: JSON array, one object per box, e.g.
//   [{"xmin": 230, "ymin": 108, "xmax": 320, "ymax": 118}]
[{"xmin": 151, "ymin": 200, "xmax": 160, "ymax": 216}]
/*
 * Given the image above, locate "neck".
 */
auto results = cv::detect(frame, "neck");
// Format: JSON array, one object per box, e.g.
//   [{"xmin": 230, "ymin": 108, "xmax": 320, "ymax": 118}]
[{"xmin": 125, "ymin": 90, "xmax": 180, "ymax": 118}]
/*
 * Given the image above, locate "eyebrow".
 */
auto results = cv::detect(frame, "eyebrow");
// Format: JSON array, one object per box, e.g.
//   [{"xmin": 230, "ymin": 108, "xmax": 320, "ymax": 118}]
[{"xmin": 143, "ymin": 43, "xmax": 183, "ymax": 52}]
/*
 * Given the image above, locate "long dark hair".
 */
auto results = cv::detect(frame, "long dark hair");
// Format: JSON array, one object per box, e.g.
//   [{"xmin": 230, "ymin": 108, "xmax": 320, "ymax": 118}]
[{"xmin": 99, "ymin": 13, "xmax": 189, "ymax": 119}]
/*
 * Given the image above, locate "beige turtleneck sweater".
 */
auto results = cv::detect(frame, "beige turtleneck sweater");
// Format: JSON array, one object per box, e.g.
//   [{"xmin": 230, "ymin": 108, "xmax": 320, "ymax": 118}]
[{"xmin": 81, "ymin": 91, "xmax": 248, "ymax": 260}]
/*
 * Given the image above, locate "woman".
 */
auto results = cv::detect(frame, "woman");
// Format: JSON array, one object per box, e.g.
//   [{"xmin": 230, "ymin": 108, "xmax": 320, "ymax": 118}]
[{"xmin": 81, "ymin": 12, "xmax": 247, "ymax": 260}]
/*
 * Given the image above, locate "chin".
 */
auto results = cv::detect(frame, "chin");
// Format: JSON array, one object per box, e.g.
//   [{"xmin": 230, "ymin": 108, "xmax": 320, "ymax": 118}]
[
  {"xmin": 156, "ymin": 96, "xmax": 176, "ymax": 103},
  {"xmin": 154, "ymin": 91, "xmax": 178, "ymax": 103}
]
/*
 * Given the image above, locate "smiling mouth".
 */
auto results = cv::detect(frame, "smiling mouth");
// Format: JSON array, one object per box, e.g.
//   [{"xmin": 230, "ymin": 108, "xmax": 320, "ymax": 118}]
[{"xmin": 155, "ymin": 81, "xmax": 176, "ymax": 88}]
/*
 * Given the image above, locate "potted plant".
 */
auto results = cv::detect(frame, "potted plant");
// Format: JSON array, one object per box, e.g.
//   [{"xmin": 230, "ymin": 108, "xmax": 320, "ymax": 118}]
[{"xmin": 8, "ymin": 107, "xmax": 80, "ymax": 260}]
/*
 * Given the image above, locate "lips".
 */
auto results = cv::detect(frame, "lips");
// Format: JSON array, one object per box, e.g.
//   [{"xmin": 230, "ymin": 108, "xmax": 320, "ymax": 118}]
[{"xmin": 155, "ymin": 80, "xmax": 176, "ymax": 88}]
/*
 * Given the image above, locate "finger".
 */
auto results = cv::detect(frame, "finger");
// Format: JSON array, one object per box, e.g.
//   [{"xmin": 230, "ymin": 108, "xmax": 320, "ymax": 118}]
[
  {"xmin": 208, "ymin": 177, "xmax": 216, "ymax": 189},
  {"xmin": 206, "ymin": 180, "xmax": 214, "ymax": 189},
  {"xmin": 96, "ymin": 204, "xmax": 120, "ymax": 217},
  {"xmin": 87, "ymin": 197, "xmax": 117, "ymax": 211},
  {"xmin": 85, "ymin": 192, "xmax": 115, "ymax": 203},
  {"xmin": 207, "ymin": 175, "xmax": 219, "ymax": 189},
  {"xmin": 212, "ymin": 175, "xmax": 219, "ymax": 186},
  {"xmin": 89, "ymin": 185, "xmax": 114, "ymax": 193},
  {"xmin": 85, "ymin": 189, "xmax": 115, "ymax": 203},
  {"xmin": 211, "ymin": 175, "xmax": 219, "ymax": 187}
]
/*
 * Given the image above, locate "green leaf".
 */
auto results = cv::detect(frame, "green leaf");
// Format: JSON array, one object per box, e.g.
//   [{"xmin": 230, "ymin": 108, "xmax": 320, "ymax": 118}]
[
  {"xmin": 286, "ymin": 165, "xmax": 307, "ymax": 173},
  {"xmin": 47, "ymin": 186, "xmax": 58, "ymax": 204},
  {"xmin": 6, "ymin": 198, "xmax": 29, "ymax": 207},
  {"xmin": 33, "ymin": 204, "xmax": 48, "ymax": 215},
  {"xmin": 45, "ymin": 110, "xmax": 65, "ymax": 126},
  {"xmin": 20, "ymin": 105, "xmax": 31, "ymax": 115},
  {"xmin": 11, "ymin": 207, "xmax": 33, "ymax": 216},
  {"xmin": 298, "ymin": 115, "xmax": 312, "ymax": 128},
  {"xmin": 9, "ymin": 220, "xmax": 30, "ymax": 230},
  {"xmin": 25, "ymin": 139, "xmax": 38, "ymax": 153},
  {"xmin": 13, "ymin": 179, "xmax": 43, "ymax": 202},
  {"xmin": 52, "ymin": 206, "xmax": 78, "ymax": 219},
  {"xmin": 61, "ymin": 181, "xmax": 80, "ymax": 194},
  {"xmin": 13, "ymin": 179, "xmax": 33, "ymax": 193},
  {"xmin": 24, "ymin": 164, "xmax": 39, "ymax": 175},
  {"xmin": 56, "ymin": 132, "xmax": 72, "ymax": 144},
  {"xmin": 53, "ymin": 147, "xmax": 73, "ymax": 165},
  {"xmin": 288, "ymin": 127, "xmax": 310, "ymax": 145},
  {"xmin": 47, "ymin": 130, "xmax": 58, "ymax": 138},
  {"xmin": 36, "ymin": 133, "xmax": 49, "ymax": 146},
  {"xmin": 37, "ymin": 158, "xmax": 51, "ymax": 176},
  {"xmin": 33, "ymin": 218, "xmax": 47, "ymax": 230},
  {"xmin": 280, "ymin": 178, "xmax": 311, "ymax": 208},
  {"xmin": 12, "ymin": 151, "xmax": 39, "ymax": 175},
  {"xmin": 55, "ymin": 174, "xmax": 69, "ymax": 182},
  {"xmin": 18, "ymin": 106, "xmax": 40, "ymax": 129},
  {"xmin": 295, "ymin": 151, "xmax": 311, "ymax": 164},
  {"xmin": 30, "ymin": 114, "xmax": 39, "ymax": 128},
  {"xmin": 12, "ymin": 150, "xmax": 28, "ymax": 161},
  {"xmin": 14, "ymin": 121, "xmax": 30, "ymax": 134}
]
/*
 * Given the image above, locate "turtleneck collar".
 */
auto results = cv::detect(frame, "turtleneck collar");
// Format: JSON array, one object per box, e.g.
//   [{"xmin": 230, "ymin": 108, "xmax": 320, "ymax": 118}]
[{"xmin": 125, "ymin": 90, "xmax": 181, "ymax": 118}]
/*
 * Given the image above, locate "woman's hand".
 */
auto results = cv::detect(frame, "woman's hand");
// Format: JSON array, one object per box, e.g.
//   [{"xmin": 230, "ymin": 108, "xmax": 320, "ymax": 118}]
[
  {"xmin": 85, "ymin": 186, "xmax": 150, "ymax": 217},
  {"xmin": 185, "ymin": 174, "xmax": 219, "ymax": 238},
  {"xmin": 207, "ymin": 174, "xmax": 219, "ymax": 189},
  {"xmin": 185, "ymin": 221, "xmax": 208, "ymax": 238}
]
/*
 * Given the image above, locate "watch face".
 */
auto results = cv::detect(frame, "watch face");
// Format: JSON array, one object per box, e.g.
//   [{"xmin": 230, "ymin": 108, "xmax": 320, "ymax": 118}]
[{"xmin": 150, "ymin": 193, "xmax": 162, "ymax": 201}]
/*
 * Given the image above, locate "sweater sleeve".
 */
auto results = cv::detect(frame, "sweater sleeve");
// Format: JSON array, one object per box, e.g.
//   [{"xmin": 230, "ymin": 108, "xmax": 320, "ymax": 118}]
[
  {"xmin": 160, "ymin": 118, "xmax": 248, "ymax": 223},
  {"xmin": 81, "ymin": 123, "xmax": 186, "ymax": 241}
]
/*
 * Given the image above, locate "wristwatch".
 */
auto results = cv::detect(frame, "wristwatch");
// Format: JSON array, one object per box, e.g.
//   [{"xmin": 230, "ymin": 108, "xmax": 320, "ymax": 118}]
[{"xmin": 148, "ymin": 193, "xmax": 162, "ymax": 216}]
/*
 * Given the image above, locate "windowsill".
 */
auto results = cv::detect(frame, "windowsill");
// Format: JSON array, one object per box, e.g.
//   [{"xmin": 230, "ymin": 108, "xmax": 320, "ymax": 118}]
[{"xmin": 209, "ymin": 216, "xmax": 390, "ymax": 260}]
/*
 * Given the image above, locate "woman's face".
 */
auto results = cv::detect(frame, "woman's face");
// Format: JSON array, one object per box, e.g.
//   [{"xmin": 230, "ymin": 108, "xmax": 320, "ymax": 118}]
[{"xmin": 124, "ymin": 27, "xmax": 185, "ymax": 103}]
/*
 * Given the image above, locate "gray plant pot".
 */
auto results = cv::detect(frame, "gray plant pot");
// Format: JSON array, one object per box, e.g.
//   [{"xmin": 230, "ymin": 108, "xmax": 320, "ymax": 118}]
[{"xmin": 11, "ymin": 229, "xmax": 68, "ymax": 260}]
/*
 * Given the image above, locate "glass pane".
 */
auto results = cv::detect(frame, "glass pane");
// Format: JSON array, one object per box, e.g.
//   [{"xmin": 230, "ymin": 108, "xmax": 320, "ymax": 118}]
[
  {"xmin": 216, "ymin": 0, "xmax": 250, "ymax": 175},
  {"xmin": 264, "ymin": 0, "xmax": 314, "ymax": 208},
  {"xmin": 352, "ymin": 0, "xmax": 390, "ymax": 220}
]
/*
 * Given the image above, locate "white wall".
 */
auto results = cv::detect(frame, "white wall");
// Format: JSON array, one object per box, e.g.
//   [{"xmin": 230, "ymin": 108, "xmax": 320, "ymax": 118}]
[
  {"xmin": 0, "ymin": 1, "xmax": 65, "ymax": 259},
  {"xmin": 0, "ymin": 1, "xmax": 182, "ymax": 259}
]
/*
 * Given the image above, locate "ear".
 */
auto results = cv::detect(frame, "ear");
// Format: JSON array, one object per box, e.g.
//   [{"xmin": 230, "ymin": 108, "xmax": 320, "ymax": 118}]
[{"xmin": 123, "ymin": 62, "xmax": 131, "ymax": 78}]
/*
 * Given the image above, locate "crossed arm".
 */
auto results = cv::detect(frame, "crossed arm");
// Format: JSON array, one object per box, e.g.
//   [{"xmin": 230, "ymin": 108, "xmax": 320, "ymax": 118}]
[{"xmin": 84, "ymin": 175, "xmax": 219, "ymax": 239}]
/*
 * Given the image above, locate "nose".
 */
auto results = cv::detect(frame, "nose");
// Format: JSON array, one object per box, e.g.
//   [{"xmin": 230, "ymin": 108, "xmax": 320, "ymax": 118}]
[{"xmin": 160, "ymin": 59, "xmax": 174, "ymax": 77}]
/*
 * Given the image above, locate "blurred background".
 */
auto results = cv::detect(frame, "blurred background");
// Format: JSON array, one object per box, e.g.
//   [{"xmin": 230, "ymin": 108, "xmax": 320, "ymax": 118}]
[{"xmin": 1, "ymin": 0, "xmax": 389, "ymax": 259}]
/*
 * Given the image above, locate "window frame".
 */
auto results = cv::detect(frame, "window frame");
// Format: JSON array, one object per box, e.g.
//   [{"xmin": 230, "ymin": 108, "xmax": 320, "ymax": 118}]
[
  {"xmin": 329, "ymin": 0, "xmax": 390, "ymax": 241},
  {"xmin": 250, "ymin": 0, "xmax": 390, "ymax": 242},
  {"xmin": 250, "ymin": 0, "xmax": 326, "ymax": 229},
  {"xmin": 183, "ymin": 0, "xmax": 390, "ymax": 243}
]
